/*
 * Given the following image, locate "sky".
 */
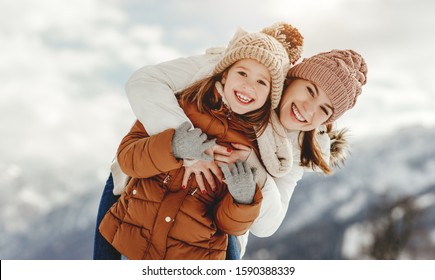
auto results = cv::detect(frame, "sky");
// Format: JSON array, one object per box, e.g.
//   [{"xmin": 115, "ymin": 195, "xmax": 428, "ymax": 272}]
[
  {"xmin": 0, "ymin": 0, "xmax": 435, "ymax": 261},
  {"xmin": 1, "ymin": 0, "xmax": 435, "ymax": 206}
]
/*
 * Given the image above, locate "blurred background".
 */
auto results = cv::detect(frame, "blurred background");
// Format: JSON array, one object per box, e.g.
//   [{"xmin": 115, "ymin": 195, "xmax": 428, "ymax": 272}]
[{"xmin": 1, "ymin": 0, "xmax": 434, "ymax": 259}]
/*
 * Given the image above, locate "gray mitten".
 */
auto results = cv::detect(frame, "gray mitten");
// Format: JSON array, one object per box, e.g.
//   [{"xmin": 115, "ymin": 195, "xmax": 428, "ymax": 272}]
[
  {"xmin": 172, "ymin": 121, "xmax": 216, "ymax": 161},
  {"xmin": 221, "ymin": 160, "xmax": 257, "ymax": 204}
]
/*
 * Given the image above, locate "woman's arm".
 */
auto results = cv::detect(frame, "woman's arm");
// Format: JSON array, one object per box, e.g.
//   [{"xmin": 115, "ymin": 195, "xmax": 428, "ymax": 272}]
[
  {"xmin": 125, "ymin": 48, "xmax": 223, "ymax": 136},
  {"xmin": 249, "ymin": 165, "xmax": 304, "ymax": 237},
  {"xmin": 112, "ymin": 49, "xmax": 223, "ymax": 194},
  {"xmin": 249, "ymin": 126, "xmax": 331, "ymax": 237}
]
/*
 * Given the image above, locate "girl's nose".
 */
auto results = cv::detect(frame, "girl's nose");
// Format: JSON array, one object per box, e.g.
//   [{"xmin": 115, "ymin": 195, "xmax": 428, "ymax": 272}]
[{"xmin": 243, "ymin": 82, "xmax": 255, "ymax": 93}]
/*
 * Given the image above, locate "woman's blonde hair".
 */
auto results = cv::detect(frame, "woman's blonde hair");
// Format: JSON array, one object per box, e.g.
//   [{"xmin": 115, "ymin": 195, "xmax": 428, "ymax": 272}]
[{"xmin": 178, "ymin": 70, "xmax": 272, "ymax": 141}]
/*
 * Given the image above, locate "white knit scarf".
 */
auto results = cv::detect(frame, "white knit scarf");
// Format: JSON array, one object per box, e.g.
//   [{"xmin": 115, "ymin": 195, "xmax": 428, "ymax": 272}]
[{"xmin": 256, "ymin": 111, "xmax": 293, "ymax": 177}]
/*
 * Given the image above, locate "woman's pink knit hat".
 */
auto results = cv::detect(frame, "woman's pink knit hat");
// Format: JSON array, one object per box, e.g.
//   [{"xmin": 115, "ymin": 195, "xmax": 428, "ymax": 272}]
[{"xmin": 287, "ymin": 49, "xmax": 368, "ymax": 123}]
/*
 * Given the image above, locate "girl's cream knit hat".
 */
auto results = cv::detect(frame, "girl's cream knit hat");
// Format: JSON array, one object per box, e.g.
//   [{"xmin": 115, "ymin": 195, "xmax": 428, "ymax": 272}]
[{"xmin": 213, "ymin": 22, "xmax": 303, "ymax": 109}]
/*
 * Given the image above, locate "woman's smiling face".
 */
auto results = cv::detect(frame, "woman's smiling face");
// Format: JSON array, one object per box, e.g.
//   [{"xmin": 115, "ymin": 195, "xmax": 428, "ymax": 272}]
[
  {"xmin": 222, "ymin": 59, "xmax": 271, "ymax": 115},
  {"xmin": 279, "ymin": 78, "xmax": 334, "ymax": 131}
]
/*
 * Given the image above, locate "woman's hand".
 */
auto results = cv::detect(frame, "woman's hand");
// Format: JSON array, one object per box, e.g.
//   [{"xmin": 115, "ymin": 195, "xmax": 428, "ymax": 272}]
[
  {"xmin": 182, "ymin": 158, "xmax": 223, "ymax": 194},
  {"xmin": 213, "ymin": 143, "xmax": 252, "ymax": 165}
]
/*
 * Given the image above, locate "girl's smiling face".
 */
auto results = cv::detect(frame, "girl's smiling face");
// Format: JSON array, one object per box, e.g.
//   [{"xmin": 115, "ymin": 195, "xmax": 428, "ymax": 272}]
[
  {"xmin": 279, "ymin": 78, "xmax": 334, "ymax": 131},
  {"xmin": 222, "ymin": 59, "xmax": 271, "ymax": 115}
]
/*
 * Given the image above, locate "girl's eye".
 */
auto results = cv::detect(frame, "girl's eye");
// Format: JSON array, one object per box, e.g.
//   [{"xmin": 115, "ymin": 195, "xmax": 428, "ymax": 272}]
[
  {"xmin": 307, "ymin": 87, "xmax": 315, "ymax": 97},
  {"xmin": 257, "ymin": 80, "xmax": 267, "ymax": 86},
  {"xmin": 237, "ymin": 71, "xmax": 247, "ymax": 77}
]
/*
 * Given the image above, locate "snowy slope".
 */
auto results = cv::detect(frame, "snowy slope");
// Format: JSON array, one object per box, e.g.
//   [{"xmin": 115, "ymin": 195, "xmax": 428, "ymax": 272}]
[
  {"xmin": 1, "ymin": 125, "xmax": 434, "ymax": 259},
  {"xmin": 245, "ymin": 125, "xmax": 435, "ymax": 259}
]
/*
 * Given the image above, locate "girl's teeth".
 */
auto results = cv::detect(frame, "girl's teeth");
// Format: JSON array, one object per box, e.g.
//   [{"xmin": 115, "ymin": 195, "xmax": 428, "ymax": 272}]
[
  {"xmin": 236, "ymin": 92, "xmax": 252, "ymax": 103},
  {"xmin": 292, "ymin": 104, "xmax": 306, "ymax": 122}
]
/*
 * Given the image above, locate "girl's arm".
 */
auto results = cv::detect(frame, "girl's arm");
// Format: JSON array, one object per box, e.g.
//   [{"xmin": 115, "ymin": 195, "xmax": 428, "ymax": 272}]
[
  {"xmin": 117, "ymin": 120, "xmax": 182, "ymax": 178},
  {"xmin": 125, "ymin": 48, "xmax": 224, "ymax": 136},
  {"xmin": 214, "ymin": 186, "xmax": 263, "ymax": 236}
]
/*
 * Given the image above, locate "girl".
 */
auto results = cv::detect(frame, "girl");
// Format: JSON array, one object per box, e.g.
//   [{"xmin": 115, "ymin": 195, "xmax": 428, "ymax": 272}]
[{"xmin": 98, "ymin": 23, "xmax": 303, "ymax": 259}]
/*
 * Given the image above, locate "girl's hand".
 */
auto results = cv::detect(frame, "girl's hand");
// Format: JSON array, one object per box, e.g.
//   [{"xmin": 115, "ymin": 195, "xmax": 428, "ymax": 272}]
[
  {"xmin": 181, "ymin": 159, "xmax": 223, "ymax": 194},
  {"xmin": 221, "ymin": 160, "xmax": 257, "ymax": 204},
  {"xmin": 213, "ymin": 143, "xmax": 252, "ymax": 165},
  {"xmin": 172, "ymin": 121, "xmax": 216, "ymax": 161}
]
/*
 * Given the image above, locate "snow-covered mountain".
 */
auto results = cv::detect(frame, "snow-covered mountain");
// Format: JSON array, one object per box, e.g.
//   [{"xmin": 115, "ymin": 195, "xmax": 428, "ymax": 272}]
[
  {"xmin": 1, "ymin": 125, "xmax": 434, "ymax": 260},
  {"xmin": 245, "ymin": 125, "xmax": 435, "ymax": 259}
]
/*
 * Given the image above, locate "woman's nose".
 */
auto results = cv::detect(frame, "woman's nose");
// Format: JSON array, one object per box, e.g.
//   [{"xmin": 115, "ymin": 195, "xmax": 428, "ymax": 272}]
[{"xmin": 303, "ymin": 101, "xmax": 315, "ymax": 119}]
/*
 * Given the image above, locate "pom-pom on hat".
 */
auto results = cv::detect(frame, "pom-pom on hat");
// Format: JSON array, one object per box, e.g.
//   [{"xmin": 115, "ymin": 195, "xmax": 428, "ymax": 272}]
[
  {"xmin": 287, "ymin": 49, "xmax": 368, "ymax": 123},
  {"xmin": 213, "ymin": 22, "xmax": 304, "ymax": 109}
]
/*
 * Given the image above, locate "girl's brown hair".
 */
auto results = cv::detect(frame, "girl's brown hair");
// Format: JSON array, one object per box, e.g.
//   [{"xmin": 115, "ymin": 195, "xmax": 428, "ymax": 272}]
[{"xmin": 178, "ymin": 71, "xmax": 272, "ymax": 141}]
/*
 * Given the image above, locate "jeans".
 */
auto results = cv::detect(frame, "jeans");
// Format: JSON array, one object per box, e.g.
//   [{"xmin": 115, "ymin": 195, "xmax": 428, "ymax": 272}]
[
  {"xmin": 93, "ymin": 173, "xmax": 240, "ymax": 260},
  {"xmin": 226, "ymin": 234, "xmax": 241, "ymax": 260},
  {"xmin": 93, "ymin": 173, "xmax": 121, "ymax": 259}
]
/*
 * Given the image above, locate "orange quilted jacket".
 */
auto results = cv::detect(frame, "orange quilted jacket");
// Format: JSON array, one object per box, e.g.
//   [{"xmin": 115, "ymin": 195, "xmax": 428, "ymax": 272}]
[{"xmin": 99, "ymin": 102, "xmax": 263, "ymax": 260}]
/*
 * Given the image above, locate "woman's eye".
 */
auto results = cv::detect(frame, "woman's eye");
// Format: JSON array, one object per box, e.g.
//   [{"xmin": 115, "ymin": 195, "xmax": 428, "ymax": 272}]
[{"xmin": 321, "ymin": 107, "xmax": 330, "ymax": 116}]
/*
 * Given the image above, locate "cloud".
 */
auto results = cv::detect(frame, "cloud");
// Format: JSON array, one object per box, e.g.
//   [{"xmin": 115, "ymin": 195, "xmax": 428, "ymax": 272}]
[
  {"xmin": 1, "ymin": 0, "xmax": 435, "ymax": 259},
  {"xmin": 1, "ymin": 0, "xmax": 434, "ymax": 165},
  {"xmin": 0, "ymin": 0, "xmax": 184, "ymax": 169}
]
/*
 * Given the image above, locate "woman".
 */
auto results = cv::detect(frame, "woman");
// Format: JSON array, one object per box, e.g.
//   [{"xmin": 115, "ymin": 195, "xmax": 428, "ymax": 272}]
[{"xmin": 94, "ymin": 25, "xmax": 366, "ymax": 259}]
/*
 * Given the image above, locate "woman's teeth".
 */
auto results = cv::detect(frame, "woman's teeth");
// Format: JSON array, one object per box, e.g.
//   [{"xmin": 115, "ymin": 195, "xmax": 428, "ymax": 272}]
[
  {"xmin": 292, "ymin": 104, "xmax": 306, "ymax": 122},
  {"xmin": 235, "ymin": 92, "xmax": 252, "ymax": 103}
]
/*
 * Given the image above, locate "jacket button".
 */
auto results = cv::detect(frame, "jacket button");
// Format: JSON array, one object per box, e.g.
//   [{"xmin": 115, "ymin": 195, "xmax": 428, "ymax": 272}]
[
  {"xmin": 163, "ymin": 175, "xmax": 171, "ymax": 184},
  {"xmin": 165, "ymin": 216, "xmax": 171, "ymax": 222},
  {"xmin": 132, "ymin": 189, "xmax": 137, "ymax": 195}
]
